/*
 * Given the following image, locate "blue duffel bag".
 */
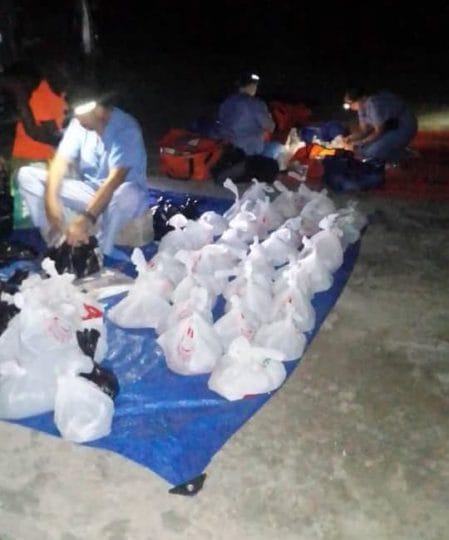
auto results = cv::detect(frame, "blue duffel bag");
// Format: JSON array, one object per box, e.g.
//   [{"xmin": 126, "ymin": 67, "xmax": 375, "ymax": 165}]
[{"xmin": 322, "ymin": 154, "xmax": 385, "ymax": 192}]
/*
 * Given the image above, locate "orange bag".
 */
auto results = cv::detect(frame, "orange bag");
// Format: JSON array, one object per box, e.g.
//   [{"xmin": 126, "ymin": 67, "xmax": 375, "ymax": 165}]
[{"xmin": 159, "ymin": 129, "xmax": 224, "ymax": 181}]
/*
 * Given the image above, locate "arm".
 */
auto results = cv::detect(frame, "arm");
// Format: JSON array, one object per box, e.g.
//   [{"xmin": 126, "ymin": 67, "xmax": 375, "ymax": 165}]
[
  {"xmin": 44, "ymin": 153, "xmax": 70, "ymax": 233},
  {"xmin": 345, "ymin": 122, "xmax": 373, "ymax": 143},
  {"xmin": 18, "ymin": 100, "xmax": 62, "ymax": 146},
  {"xmin": 65, "ymin": 167, "xmax": 129, "ymax": 246},
  {"xmin": 260, "ymin": 103, "xmax": 275, "ymax": 133},
  {"xmin": 356, "ymin": 123, "xmax": 383, "ymax": 145}
]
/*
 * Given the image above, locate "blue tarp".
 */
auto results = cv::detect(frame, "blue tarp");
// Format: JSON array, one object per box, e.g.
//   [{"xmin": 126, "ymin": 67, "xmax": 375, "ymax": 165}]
[{"xmin": 2, "ymin": 188, "xmax": 360, "ymax": 487}]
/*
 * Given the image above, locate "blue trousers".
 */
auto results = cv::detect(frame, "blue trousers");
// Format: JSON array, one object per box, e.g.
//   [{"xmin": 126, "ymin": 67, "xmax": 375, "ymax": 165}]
[{"xmin": 357, "ymin": 112, "xmax": 418, "ymax": 162}]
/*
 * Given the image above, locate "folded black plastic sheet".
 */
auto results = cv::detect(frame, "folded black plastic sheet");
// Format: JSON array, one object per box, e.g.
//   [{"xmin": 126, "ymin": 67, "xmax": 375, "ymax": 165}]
[{"xmin": 1, "ymin": 188, "xmax": 361, "ymax": 487}]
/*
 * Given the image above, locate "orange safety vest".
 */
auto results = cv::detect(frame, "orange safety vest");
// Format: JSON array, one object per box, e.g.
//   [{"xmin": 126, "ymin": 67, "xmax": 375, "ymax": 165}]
[{"xmin": 12, "ymin": 79, "xmax": 66, "ymax": 160}]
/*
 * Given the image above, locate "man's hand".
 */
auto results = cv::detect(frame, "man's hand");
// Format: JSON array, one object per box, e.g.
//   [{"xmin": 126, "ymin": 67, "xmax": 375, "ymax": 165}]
[
  {"xmin": 65, "ymin": 215, "xmax": 90, "ymax": 247},
  {"xmin": 341, "ymin": 139, "xmax": 355, "ymax": 151}
]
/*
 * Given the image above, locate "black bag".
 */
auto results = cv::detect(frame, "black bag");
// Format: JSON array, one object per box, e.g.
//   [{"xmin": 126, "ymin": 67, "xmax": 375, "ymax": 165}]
[
  {"xmin": 211, "ymin": 145, "xmax": 279, "ymax": 184},
  {"xmin": 322, "ymin": 155, "xmax": 384, "ymax": 192},
  {"xmin": 0, "ymin": 299, "xmax": 20, "ymax": 336},
  {"xmin": 46, "ymin": 236, "xmax": 101, "ymax": 279},
  {"xmin": 152, "ymin": 196, "xmax": 200, "ymax": 241},
  {"xmin": 0, "ymin": 163, "xmax": 13, "ymax": 240},
  {"xmin": 244, "ymin": 155, "xmax": 279, "ymax": 184},
  {"xmin": 0, "ymin": 240, "xmax": 38, "ymax": 268},
  {"xmin": 76, "ymin": 328, "xmax": 120, "ymax": 400}
]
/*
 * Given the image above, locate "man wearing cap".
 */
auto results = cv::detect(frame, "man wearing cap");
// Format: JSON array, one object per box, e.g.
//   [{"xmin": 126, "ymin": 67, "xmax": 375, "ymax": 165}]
[
  {"xmin": 17, "ymin": 84, "xmax": 149, "ymax": 255},
  {"xmin": 218, "ymin": 72, "xmax": 275, "ymax": 157}
]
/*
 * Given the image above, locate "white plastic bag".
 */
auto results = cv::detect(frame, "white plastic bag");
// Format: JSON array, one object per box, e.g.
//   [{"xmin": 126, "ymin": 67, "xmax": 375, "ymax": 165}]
[
  {"xmin": 107, "ymin": 286, "xmax": 171, "ymax": 331},
  {"xmin": 171, "ymin": 250, "xmax": 217, "ymax": 304},
  {"xmin": 0, "ymin": 317, "xmax": 94, "ymax": 419},
  {"xmin": 217, "ymin": 228, "xmax": 248, "ymax": 260},
  {"xmin": 0, "ymin": 257, "xmax": 107, "ymax": 420},
  {"xmin": 130, "ymin": 248, "xmax": 174, "ymax": 300},
  {"xmin": 157, "ymin": 214, "xmax": 190, "ymax": 254},
  {"xmin": 223, "ymin": 178, "xmax": 275, "ymax": 222},
  {"xmin": 310, "ymin": 214, "xmax": 344, "ymax": 273},
  {"xmin": 254, "ymin": 305, "xmax": 307, "ymax": 360},
  {"xmin": 198, "ymin": 211, "xmax": 229, "ymax": 237},
  {"xmin": 300, "ymin": 188, "xmax": 336, "ymax": 236},
  {"xmin": 250, "ymin": 196, "xmax": 284, "ymax": 236},
  {"xmin": 272, "ymin": 280, "xmax": 315, "ymax": 333},
  {"xmin": 146, "ymin": 251, "xmax": 186, "ymax": 287},
  {"xmin": 161, "ymin": 286, "xmax": 213, "ymax": 334},
  {"xmin": 271, "ymin": 180, "xmax": 304, "ymax": 219},
  {"xmin": 229, "ymin": 197, "xmax": 283, "ymax": 242},
  {"xmin": 261, "ymin": 227, "xmax": 301, "ymax": 267},
  {"xmin": 208, "ymin": 336, "xmax": 287, "ymax": 401},
  {"xmin": 0, "ymin": 366, "xmax": 58, "ymax": 420},
  {"xmin": 228, "ymin": 205, "xmax": 260, "ymax": 243},
  {"xmin": 222, "ymin": 260, "xmax": 273, "ymax": 321},
  {"xmin": 240, "ymin": 272, "xmax": 274, "ymax": 324},
  {"xmin": 334, "ymin": 201, "xmax": 368, "ymax": 249},
  {"xmin": 245, "ymin": 237, "xmax": 276, "ymax": 280},
  {"xmin": 54, "ymin": 375, "xmax": 114, "ymax": 443},
  {"xmin": 276, "ymin": 128, "xmax": 305, "ymax": 171},
  {"xmin": 192, "ymin": 244, "xmax": 240, "ymax": 295},
  {"xmin": 157, "ymin": 312, "xmax": 223, "ymax": 375},
  {"xmin": 214, "ymin": 295, "xmax": 258, "ymax": 348},
  {"xmin": 297, "ymin": 237, "xmax": 333, "ymax": 293},
  {"xmin": 107, "ymin": 249, "xmax": 172, "ymax": 330}
]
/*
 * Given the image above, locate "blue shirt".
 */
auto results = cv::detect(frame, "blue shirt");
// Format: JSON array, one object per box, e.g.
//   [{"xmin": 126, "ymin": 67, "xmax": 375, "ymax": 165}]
[
  {"xmin": 218, "ymin": 93, "xmax": 274, "ymax": 156},
  {"xmin": 358, "ymin": 91, "xmax": 409, "ymax": 128},
  {"xmin": 57, "ymin": 107, "xmax": 148, "ymax": 189}
]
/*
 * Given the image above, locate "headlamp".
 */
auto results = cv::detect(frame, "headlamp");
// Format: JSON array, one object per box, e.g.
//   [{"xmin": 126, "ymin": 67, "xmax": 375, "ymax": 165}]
[{"xmin": 74, "ymin": 100, "xmax": 97, "ymax": 115}]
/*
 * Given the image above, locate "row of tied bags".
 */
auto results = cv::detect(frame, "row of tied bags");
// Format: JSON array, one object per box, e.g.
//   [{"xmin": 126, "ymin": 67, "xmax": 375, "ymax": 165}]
[
  {"xmin": 108, "ymin": 179, "xmax": 366, "ymax": 400},
  {"xmin": 0, "ymin": 178, "xmax": 366, "ymax": 443}
]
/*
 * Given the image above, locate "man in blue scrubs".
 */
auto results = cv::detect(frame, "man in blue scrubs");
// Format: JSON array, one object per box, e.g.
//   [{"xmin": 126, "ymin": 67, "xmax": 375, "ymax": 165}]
[
  {"xmin": 17, "ymin": 85, "xmax": 149, "ymax": 255},
  {"xmin": 212, "ymin": 72, "xmax": 280, "ymax": 184},
  {"xmin": 342, "ymin": 88, "xmax": 417, "ymax": 162},
  {"xmin": 218, "ymin": 72, "xmax": 276, "ymax": 157}
]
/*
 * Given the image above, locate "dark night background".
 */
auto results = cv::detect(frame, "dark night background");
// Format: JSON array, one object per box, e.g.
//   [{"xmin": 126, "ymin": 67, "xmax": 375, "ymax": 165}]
[
  {"xmin": 87, "ymin": 0, "xmax": 448, "ymax": 168},
  {"xmin": 3, "ymin": 0, "xmax": 449, "ymax": 169}
]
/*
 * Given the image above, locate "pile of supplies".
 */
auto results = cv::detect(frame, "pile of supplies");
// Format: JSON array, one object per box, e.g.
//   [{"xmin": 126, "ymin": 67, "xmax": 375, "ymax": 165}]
[
  {"xmin": 0, "ymin": 179, "xmax": 366, "ymax": 444},
  {"xmin": 108, "ymin": 179, "xmax": 366, "ymax": 401}
]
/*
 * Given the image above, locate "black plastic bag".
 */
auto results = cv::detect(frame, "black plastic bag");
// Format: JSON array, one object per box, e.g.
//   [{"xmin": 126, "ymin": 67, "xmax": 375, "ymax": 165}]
[
  {"xmin": 0, "ymin": 299, "xmax": 20, "ymax": 336},
  {"xmin": 76, "ymin": 328, "xmax": 101, "ymax": 360},
  {"xmin": 322, "ymin": 155, "xmax": 385, "ymax": 192},
  {"xmin": 46, "ymin": 236, "xmax": 101, "ymax": 279},
  {"xmin": 152, "ymin": 196, "xmax": 200, "ymax": 241},
  {"xmin": 0, "ymin": 240, "xmax": 38, "ymax": 268},
  {"xmin": 211, "ymin": 145, "xmax": 279, "ymax": 184},
  {"xmin": 76, "ymin": 328, "xmax": 120, "ymax": 400},
  {"xmin": 79, "ymin": 364, "xmax": 120, "ymax": 401},
  {"xmin": 0, "ymin": 269, "xmax": 29, "ymax": 295},
  {"xmin": 0, "ymin": 163, "xmax": 13, "ymax": 240}
]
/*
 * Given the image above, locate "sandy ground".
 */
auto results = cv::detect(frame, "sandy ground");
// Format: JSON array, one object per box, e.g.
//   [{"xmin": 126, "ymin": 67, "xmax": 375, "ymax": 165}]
[{"xmin": 0, "ymin": 176, "xmax": 448, "ymax": 540}]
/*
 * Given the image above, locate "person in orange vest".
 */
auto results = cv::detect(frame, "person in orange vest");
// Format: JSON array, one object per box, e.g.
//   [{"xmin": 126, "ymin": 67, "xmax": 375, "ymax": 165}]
[{"xmin": 1, "ymin": 59, "xmax": 69, "ymax": 227}]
